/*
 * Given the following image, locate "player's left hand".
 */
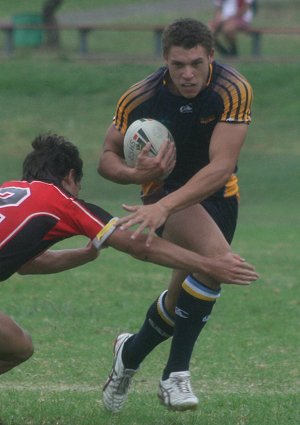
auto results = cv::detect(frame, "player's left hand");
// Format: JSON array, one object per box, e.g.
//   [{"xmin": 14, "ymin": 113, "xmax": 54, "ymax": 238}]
[{"xmin": 117, "ymin": 202, "xmax": 169, "ymax": 246}]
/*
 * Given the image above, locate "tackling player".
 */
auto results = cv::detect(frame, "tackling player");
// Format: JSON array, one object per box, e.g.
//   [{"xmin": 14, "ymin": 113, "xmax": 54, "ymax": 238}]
[{"xmin": 0, "ymin": 133, "xmax": 258, "ymax": 376}]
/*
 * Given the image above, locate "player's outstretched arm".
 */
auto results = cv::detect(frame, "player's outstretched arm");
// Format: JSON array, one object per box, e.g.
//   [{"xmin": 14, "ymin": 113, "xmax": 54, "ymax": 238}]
[
  {"xmin": 106, "ymin": 228, "xmax": 259, "ymax": 285},
  {"xmin": 18, "ymin": 242, "xmax": 99, "ymax": 275}
]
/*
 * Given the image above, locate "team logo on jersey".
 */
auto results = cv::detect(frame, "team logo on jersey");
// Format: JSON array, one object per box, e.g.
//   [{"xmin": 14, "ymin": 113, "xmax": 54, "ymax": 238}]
[
  {"xmin": 179, "ymin": 104, "xmax": 193, "ymax": 113},
  {"xmin": 199, "ymin": 115, "xmax": 216, "ymax": 124}
]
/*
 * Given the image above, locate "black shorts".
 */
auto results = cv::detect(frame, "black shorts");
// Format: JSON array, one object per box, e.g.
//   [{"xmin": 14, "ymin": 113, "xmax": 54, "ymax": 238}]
[
  {"xmin": 142, "ymin": 185, "xmax": 238, "ymax": 244},
  {"xmin": 201, "ymin": 195, "xmax": 238, "ymax": 244}
]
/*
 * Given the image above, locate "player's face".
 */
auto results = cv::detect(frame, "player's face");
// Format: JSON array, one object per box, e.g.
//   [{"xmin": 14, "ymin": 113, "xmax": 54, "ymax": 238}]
[{"xmin": 164, "ymin": 45, "xmax": 214, "ymax": 98}]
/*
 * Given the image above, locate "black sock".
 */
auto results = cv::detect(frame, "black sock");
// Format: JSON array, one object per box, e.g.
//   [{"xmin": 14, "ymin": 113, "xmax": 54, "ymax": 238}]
[
  {"xmin": 162, "ymin": 275, "xmax": 220, "ymax": 380},
  {"xmin": 122, "ymin": 290, "xmax": 174, "ymax": 370}
]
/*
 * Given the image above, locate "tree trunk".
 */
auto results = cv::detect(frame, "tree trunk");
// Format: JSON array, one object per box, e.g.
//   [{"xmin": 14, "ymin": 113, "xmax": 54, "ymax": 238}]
[{"xmin": 42, "ymin": 0, "xmax": 63, "ymax": 47}]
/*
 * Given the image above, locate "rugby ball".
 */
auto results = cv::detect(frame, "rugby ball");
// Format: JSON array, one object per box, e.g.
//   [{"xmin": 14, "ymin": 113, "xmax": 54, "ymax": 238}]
[{"xmin": 123, "ymin": 118, "xmax": 175, "ymax": 177}]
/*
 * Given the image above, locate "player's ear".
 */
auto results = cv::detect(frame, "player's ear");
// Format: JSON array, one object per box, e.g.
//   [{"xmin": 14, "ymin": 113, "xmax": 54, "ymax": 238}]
[
  {"xmin": 208, "ymin": 48, "xmax": 215, "ymax": 63},
  {"xmin": 61, "ymin": 169, "xmax": 80, "ymax": 196},
  {"xmin": 63, "ymin": 169, "xmax": 73, "ymax": 183},
  {"xmin": 62, "ymin": 169, "xmax": 75, "ymax": 188},
  {"xmin": 163, "ymin": 51, "xmax": 169, "ymax": 67}
]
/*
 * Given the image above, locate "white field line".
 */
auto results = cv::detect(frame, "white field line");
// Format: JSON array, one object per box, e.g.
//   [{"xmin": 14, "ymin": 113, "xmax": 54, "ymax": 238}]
[
  {"xmin": 0, "ymin": 382, "xmax": 299, "ymax": 395},
  {"xmin": 0, "ymin": 383, "xmax": 99, "ymax": 392}
]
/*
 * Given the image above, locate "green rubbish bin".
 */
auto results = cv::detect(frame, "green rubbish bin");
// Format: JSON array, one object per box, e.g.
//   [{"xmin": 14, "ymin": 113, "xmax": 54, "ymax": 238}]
[{"xmin": 13, "ymin": 14, "xmax": 43, "ymax": 47}]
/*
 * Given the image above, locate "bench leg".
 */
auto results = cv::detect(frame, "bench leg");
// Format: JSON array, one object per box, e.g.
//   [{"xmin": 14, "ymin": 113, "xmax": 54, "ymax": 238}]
[
  {"xmin": 154, "ymin": 29, "xmax": 162, "ymax": 58},
  {"xmin": 78, "ymin": 29, "xmax": 91, "ymax": 54},
  {"xmin": 3, "ymin": 28, "xmax": 14, "ymax": 55},
  {"xmin": 251, "ymin": 31, "xmax": 261, "ymax": 57}
]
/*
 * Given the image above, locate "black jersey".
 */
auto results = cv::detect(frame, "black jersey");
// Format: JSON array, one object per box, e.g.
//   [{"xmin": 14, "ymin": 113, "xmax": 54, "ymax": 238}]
[
  {"xmin": 0, "ymin": 180, "xmax": 113, "ymax": 281},
  {"xmin": 114, "ymin": 61, "xmax": 252, "ymax": 198}
]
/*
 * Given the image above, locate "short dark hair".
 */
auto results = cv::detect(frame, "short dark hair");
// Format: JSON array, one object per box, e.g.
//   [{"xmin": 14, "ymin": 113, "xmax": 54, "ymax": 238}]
[
  {"xmin": 22, "ymin": 133, "xmax": 83, "ymax": 184},
  {"xmin": 162, "ymin": 18, "xmax": 214, "ymax": 57}
]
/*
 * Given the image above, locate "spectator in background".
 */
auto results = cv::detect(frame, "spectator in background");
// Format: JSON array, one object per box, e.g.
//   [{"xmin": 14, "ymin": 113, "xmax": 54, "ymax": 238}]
[
  {"xmin": 209, "ymin": 0, "xmax": 256, "ymax": 56},
  {"xmin": 42, "ymin": 0, "xmax": 63, "ymax": 47}
]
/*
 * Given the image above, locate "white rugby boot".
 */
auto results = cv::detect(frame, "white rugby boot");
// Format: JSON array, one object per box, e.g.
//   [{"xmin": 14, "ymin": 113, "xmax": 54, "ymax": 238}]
[
  {"xmin": 158, "ymin": 371, "xmax": 199, "ymax": 411},
  {"xmin": 102, "ymin": 333, "xmax": 137, "ymax": 413}
]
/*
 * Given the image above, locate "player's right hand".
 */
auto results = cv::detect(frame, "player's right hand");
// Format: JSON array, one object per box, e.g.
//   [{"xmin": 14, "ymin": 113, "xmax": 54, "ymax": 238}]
[{"xmin": 135, "ymin": 140, "xmax": 176, "ymax": 182}]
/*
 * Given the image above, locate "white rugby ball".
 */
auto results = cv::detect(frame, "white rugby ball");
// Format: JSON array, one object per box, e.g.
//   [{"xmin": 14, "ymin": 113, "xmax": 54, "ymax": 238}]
[{"xmin": 123, "ymin": 118, "xmax": 175, "ymax": 176}]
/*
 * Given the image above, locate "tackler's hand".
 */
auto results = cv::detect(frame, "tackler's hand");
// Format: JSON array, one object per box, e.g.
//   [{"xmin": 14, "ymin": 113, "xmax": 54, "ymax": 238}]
[
  {"xmin": 117, "ymin": 202, "xmax": 169, "ymax": 246},
  {"xmin": 205, "ymin": 252, "xmax": 260, "ymax": 285}
]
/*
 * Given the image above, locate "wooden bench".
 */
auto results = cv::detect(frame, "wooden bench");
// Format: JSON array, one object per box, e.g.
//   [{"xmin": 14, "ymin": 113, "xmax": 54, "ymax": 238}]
[
  {"xmin": 1, "ymin": 23, "xmax": 300, "ymax": 57},
  {"xmin": 246, "ymin": 26, "xmax": 300, "ymax": 56},
  {"xmin": 0, "ymin": 23, "xmax": 165, "ymax": 57}
]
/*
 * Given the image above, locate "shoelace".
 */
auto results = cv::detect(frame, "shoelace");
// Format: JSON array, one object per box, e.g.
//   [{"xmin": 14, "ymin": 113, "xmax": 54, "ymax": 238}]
[
  {"xmin": 114, "ymin": 373, "xmax": 133, "ymax": 394},
  {"xmin": 173, "ymin": 376, "xmax": 192, "ymax": 394}
]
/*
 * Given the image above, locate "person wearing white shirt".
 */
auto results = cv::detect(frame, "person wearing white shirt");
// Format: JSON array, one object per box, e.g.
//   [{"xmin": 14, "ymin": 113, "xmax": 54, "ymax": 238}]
[{"xmin": 210, "ymin": 0, "xmax": 255, "ymax": 56}]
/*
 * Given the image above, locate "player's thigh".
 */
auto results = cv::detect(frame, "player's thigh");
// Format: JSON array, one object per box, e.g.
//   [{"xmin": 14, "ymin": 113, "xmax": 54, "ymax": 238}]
[
  {"xmin": 223, "ymin": 17, "xmax": 248, "ymax": 33},
  {"xmin": 162, "ymin": 203, "xmax": 230, "ymax": 292},
  {"xmin": 162, "ymin": 203, "xmax": 230, "ymax": 257},
  {"xmin": 0, "ymin": 312, "xmax": 33, "ymax": 358}
]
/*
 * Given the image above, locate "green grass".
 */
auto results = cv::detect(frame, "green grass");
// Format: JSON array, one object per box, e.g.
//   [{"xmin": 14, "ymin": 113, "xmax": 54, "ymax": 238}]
[
  {"xmin": 0, "ymin": 59, "xmax": 157, "ymax": 213},
  {"xmin": 0, "ymin": 3, "xmax": 300, "ymax": 423},
  {"xmin": 0, "ymin": 57, "xmax": 299, "ymax": 425}
]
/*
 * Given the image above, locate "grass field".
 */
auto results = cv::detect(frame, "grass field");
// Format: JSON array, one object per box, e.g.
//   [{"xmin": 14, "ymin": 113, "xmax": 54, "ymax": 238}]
[{"xmin": 0, "ymin": 2, "xmax": 300, "ymax": 425}]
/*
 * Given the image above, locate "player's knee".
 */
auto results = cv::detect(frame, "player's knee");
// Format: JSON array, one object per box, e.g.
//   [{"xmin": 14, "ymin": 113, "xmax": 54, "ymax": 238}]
[
  {"xmin": 16, "ymin": 331, "xmax": 34, "ymax": 362},
  {"xmin": 0, "ymin": 334, "xmax": 34, "ymax": 373},
  {"xmin": 7, "ymin": 331, "xmax": 34, "ymax": 365},
  {"xmin": 187, "ymin": 272, "xmax": 221, "ymax": 291}
]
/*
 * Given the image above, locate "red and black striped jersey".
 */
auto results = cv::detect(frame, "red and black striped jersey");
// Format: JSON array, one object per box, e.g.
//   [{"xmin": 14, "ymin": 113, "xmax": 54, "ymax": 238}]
[
  {"xmin": 0, "ymin": 180, "xmax": 113, "ymax": 281},
  {"xmin": 114, "ymin": 61, "xmax": 252, "ymax": 198}
]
